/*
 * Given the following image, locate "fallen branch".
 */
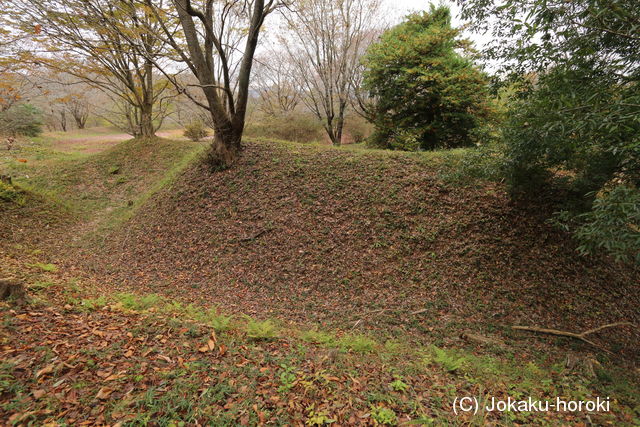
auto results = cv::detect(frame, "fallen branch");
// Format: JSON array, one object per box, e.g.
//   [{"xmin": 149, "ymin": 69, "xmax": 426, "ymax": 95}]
[
  {"xmin": 460, "ymin": 332, "xmax": 507, "ymax": 348},
  {"xmin": 238, "ymin": 228, "xmax": 272, "ymax": 242},
  {"xmin": 512, "ymin": 322, "xmax": 636, "ymax": 352}
]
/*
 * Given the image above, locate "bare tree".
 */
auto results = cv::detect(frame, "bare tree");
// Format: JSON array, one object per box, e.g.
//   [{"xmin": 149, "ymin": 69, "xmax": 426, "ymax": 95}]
[
  {"xmin": 10, "ymin": 0, "xmax": 173, "ymax": 138},
  {"xmin": 280, "ymin": 0, "xmax": 382, "ymax": 145},
  {"xmin": 139, "ymin": 0, "xmax": 285, "ymax": 168},
  {"xmin": 253, "ymin": 54, "xmax": 300, "ymax": 116},
  {"xmin": 30, "ymin": 72, "xmax": 94, "ymax": 130},
  {"xmin": 348, "ymin": 33, "xmax": 382, "ymax": 123},
  {"xmin": 66, "ymin": 94, "xmax": 89, "ymax": 129}
]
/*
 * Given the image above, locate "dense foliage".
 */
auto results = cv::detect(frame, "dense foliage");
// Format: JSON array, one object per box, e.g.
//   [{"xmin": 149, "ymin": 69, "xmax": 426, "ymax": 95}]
[
  {"xmin": 362, "ymin": 6, "xmax": 491, "ymax": 151},
  {"xmin": 574, "ymin": 186, "xmax": 640, "ymax": 264},
  {"xmin": 460, "ymin": 0, "xmax": 640, "ymax": 262},
  {"xmin": 0, "ymin": 103, "xmax": 42, "ymax": 136},
  {"xmin": 183, "ymin": 120, "xmax": 209, "ymax": 142}
]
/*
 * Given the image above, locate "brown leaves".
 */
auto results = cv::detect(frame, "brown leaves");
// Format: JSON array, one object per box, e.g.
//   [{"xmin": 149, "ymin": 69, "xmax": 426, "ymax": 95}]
[
  {"xmin": 35, "ymin": 364, "xmax": 55, "ymax": 379},
  {"xmin": 95, "ymin": 387, "xmax": 112, "ymax": 400},
  {"xmin": 156, "ymin": 354, "xmax": 172, "ymax": 363},
  {"xmin": 198, "ymin": 331, "xmax": 217, "ymax": 353}
]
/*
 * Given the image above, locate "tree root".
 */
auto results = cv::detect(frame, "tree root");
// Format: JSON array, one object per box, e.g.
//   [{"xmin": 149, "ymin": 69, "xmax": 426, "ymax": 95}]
[
  {"xmin": 512, "ymin": 322, "xmax": 636, "ymax": 353},
  {"xmin": 206, "ymin": 139, "xmax": 240, "ymax": 171}
]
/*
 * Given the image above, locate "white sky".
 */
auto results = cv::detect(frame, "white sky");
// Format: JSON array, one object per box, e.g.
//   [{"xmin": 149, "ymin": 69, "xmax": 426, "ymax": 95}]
[
  {"xmin": 386, "ymin": 0, "xmax": 462, "ymax": 20},
  {"xmin": 384, "ymin": 0, "xmax": 491, "ymax": 49}
]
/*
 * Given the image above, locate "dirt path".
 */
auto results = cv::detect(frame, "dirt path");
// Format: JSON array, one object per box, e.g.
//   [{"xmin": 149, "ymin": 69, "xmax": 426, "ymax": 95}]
[{"xmin": 48, "ymin": 129, "xmax": 187, "ymax": 154}]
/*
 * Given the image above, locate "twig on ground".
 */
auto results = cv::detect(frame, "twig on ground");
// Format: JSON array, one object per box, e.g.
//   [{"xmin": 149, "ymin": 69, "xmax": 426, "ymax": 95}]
[
  {"xmin": 238, "ymin": 228, "xmax": 272, "ymax": 242},
  {"xmin": 512, "ymin": 322, "xmax": 636, "ymax": 353}
]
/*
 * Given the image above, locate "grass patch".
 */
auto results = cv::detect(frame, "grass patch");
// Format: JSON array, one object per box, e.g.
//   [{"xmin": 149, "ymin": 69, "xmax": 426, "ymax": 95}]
[
  {"xmin": 338, "ymin": 333, "xmax": 377, "ymax": 354},
  {"xmin": 161, "ymin": 302, "xmax": 233, "ymax": 332},
  {"xmin": 28, "ymin": 281, "xmax": 55, "ymax": 292},
  {"xmin": 370, "ymin": 406, "xmax": 397, "ymax": 425},
  {"xmin": 78, "ymin": 296, "xmax": 109, "ymax": 312},
  {"xmin": 245, "ymin": 318, "xmax": 278, "ymax": 341},
  {"xmin": 7, "ymin": 136, "xmax": 205, "ymax": 240},
  {"xmin": 424, "ymin": 345, "xmax": 466, "ymax": 373},
  {"xmin": 0, "ymin": 181, "xmax": 25, "ymax": 205},
  {"xmin": 116, "ymin": 293, "xmax": 162, "ymax": 311},
  {"xmin": 300, "ymin": 329, "xmax": 337, "ymax": 346},
  {"xmin": 27, "ymin": 262, "xmax": 58, "ymax": 272}
]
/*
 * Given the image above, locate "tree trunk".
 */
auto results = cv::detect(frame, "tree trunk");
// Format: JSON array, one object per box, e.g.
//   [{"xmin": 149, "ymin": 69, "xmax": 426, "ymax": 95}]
[
  {"xmin": 0, "ymin": 278, "xmax": 27, "ymax": 304},
  {"xmin": 59, "ymin": 110, "xmax": 67, "ymax": 132},
  {"xmin": 73, "ymin": 113, "xmax": 87, "ymax": 129},
  {"xmin": 334, "ymin": 117, "xmax": 344, "ymax": 146},
  {"xmin": 139, "ymin": 103, "xmax": 155, "ymax": 138},
  {"xmin": 139, "ymin": 58, "xmax": 156, "ymax": 139},
  {"xmin": 206, "ymin": 122, "xmax": 242, "ymax": 171}
]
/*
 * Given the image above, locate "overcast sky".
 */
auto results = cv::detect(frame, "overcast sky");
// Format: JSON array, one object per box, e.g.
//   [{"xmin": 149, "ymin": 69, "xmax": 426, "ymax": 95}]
[
  {"xmin": 385, "ymin": 0, "xmax": 493, "ymax": 52},
  {"xmin": 387, "ymin": 0, "xmax": 462, "ymax": 21}
]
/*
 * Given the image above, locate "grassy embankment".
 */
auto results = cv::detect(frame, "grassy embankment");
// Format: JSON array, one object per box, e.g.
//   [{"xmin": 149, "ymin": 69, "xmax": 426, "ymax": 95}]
[{"xmin": 0, "ymin": 130, "xmax": 638, "ymax": 425}]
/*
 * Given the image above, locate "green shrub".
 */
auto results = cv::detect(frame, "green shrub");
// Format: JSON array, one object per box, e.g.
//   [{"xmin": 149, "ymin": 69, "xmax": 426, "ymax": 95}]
[
  {"xmin": 385, "ymin": 129, "xmax": 421, "ymax": 152},
  {"xmin": 572, "ymin": 185, "xmax": 640, "ymax": 264},
  {"xmin": 362, "ymin": 6, "xmax": 491, "ymax": 151},
  {"xmin": 29, "ymin": 281, "xmax": 55, "ymax": 292},
  {"xmin": 306, "ymin": 406, "xmax": 336, "ymax": 425},
  {"xmin": 28, "ymin": 262, "xmax": 58, "ymax": 272},
  {"xmin": 203, "ymin": 309, "xmax": 233, "ymax": 332},
  {"xmin": 389, "ymin": 379, "xmax": 409, "ymax": 392},
  {"xmin": 183, "ymin": 120, "xmax": 209, "ymax": 142},
  {"xmin": 0, "ymin": 103, "xmax": 43, "ymax": 136},
  {"xmin": 441, "ymin": 143, "xmax": 506, "ymax": 184},
  {"xmin": 278, "ymin": 364, "xmax": 297, "ymax": 393},
  {"xmin": 79, "ymin": 296, "xmax": 108, "ymax": 312}
]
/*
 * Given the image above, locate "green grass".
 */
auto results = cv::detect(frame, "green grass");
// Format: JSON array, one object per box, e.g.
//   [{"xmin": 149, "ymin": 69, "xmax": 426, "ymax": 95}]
[
  {"xmin": 27, "ymin": 262, "xmax": 58, "ymax": 272},
  {"xmin": 245, "ymin": 318, "xmax": 279, "ymax": 341},
  {"xmin": 338, "ymin": 333, "xmax": 377, "ymax": 354},
  {"xmin": 116, "ymin": 293, "xmax": 163, "ymax": 311},
  {"xmin": 78, "ymin": 296, "xmax": 109, "ymax": 312},
  {"xmin": 3, "ymin": 135, "xmax": 206, "ymax": 248},
  {"xmin": 300, "ymin": 329, "xmax": 337, "ymax": 346}
]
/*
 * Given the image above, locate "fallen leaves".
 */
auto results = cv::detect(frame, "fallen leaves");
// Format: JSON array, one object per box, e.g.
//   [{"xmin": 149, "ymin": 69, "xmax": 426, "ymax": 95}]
[
  {"xmin": 198, "ymin": 331, "xmax": 217, "ymax": 353},
  {"xmin": 95, "ymin": 387, "xmax": 113, "ymax": 400},
  {"xmin": 156, "ymin": 354, "xmax": 172, "ymax": 363},
  {"xmin": 35, "ymin": 364, "xmax": 55, "ymax": 379}
]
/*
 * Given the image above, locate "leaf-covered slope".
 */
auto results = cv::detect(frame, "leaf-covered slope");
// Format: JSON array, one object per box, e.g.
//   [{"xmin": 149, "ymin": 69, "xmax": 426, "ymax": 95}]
[{"xmin": 93, "ymin": 140, "xmax": 639, "ymax": 355}]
